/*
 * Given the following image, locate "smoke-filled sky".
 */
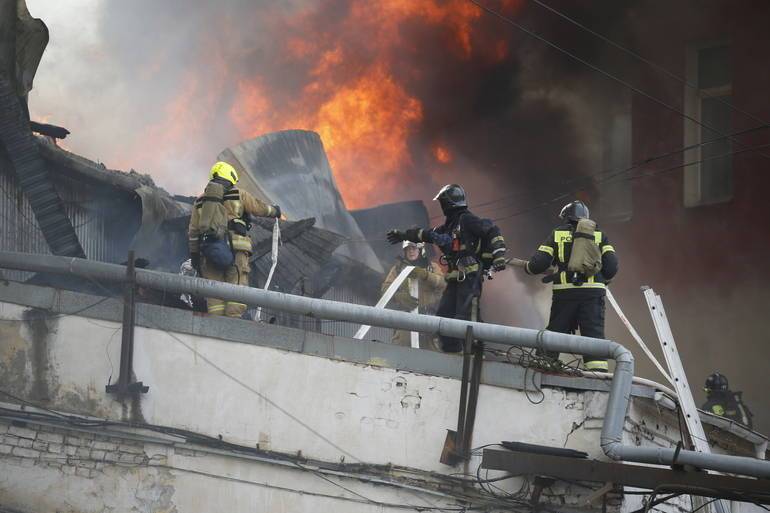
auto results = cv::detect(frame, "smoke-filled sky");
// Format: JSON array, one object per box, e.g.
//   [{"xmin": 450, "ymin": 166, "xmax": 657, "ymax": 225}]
[
  {"xmin": 24, "ymin": 1, "xmax": 770, "ymax": 433},
  {"xmin": 26, "ymin": 0, "xmax": 625, "ymax": 221}
]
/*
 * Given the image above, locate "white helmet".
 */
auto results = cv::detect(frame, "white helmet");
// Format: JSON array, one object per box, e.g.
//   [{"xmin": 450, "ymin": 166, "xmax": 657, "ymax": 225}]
[{"xmin": 402, "ymin": 240, "xmax": 426, "ymax": 260}]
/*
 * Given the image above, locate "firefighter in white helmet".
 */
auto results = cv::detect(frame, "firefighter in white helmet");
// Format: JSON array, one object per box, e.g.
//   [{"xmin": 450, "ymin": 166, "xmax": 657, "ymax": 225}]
[
  {"xmin": 381, "ymin": 240, "xmax": 445, "ymax": 347},
  {"xmin": 188, "ymin": 161, "xmax": 281, "ymax": 317}
]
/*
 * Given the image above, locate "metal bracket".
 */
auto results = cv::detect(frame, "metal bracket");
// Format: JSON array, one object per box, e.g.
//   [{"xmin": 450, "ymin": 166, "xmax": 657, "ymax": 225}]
[
  {"xmin": 582, "ymin": 482, "xmax": 615, "ymax": 507},
  {"xmin": 530, "ymin": 476, "xmax": 556, "ymax": 507},
  {"xmin": 105, "ymin": 251, "xmax": 149, "ymax": 397},
  {"xmin": 441, "ymin": 321, "xmax": 484, "ymax": 466}
]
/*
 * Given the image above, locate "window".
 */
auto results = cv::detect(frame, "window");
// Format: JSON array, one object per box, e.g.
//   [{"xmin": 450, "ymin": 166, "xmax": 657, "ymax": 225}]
[
  {"xmin": 684, "ymin": 43, "xmax": 732, "ymax": 206},
  {"xmin": 599, "ymin": 104, "xmax": 632, "ymax": 222}
]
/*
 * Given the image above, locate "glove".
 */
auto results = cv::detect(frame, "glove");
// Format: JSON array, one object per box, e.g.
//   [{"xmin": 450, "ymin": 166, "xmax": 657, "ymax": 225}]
[
  {"xmin": 190, "ymin": 253, "xmax": 201, "ymax": 273},
  {"xmin": 492, "ymin": 257, "xmax": 507, "ymax": 272},
  {"xmin": 411, "ymin": 267, "xmax": 429, "ymax": 280},
  {"xmin": 394, "ymin": 291, "xmax": 419, "ymax": 310},
  {"xmin": 271, "ymin": 205, "xmax": 282, "ymax": 219},
  {"xmin": 387, "ymin": 229, "xmax": 407, "ymax": 245}
]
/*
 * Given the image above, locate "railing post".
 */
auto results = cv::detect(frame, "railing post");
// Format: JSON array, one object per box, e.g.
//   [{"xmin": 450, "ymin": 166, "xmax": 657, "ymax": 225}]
[
  {"xmin": 456, "ymin": 326, "xmax": 474, "ymax": 455},
  {"xmin": 441, "ymin": 324, "xmax": 476, "ymax": 466},
  {"xmin": 463, "ymin": 339, "xmax": 484, "ymax": 458},
  {"xmin": 106, "ymin": 250, "xmax": 149, "ymax": 397}
]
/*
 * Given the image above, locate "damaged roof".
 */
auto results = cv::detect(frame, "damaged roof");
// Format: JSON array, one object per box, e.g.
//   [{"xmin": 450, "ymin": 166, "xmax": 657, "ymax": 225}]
[
  {"xmin": 218, "ymin": 130, "xmax": 384, "ymax": 273},
  {"xmin": 248, "ymin": 216, "xmax": 346, "ymax": 295}
]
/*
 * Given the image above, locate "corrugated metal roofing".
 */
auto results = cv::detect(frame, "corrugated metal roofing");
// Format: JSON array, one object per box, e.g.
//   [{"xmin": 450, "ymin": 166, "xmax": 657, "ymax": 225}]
[
  {"xmin": 218, "ymin": 130, "xmax": 383, "ymax": 273},
  {"xmin": 248, "ymin": 216, "xmax": 346, "ymax": 296}
]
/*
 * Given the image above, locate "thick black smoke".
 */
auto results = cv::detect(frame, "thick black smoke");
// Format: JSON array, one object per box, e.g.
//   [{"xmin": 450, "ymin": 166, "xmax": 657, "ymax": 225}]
[{"xmin": 30, "ymin": 1, "xmax": 770, "ymax": 433}]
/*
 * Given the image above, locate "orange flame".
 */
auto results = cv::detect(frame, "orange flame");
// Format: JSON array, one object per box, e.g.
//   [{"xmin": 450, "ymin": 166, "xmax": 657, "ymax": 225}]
[
  {"xmin": 227, "ymin": 0, "xmax": 521, "ymax": 208},
  {"xmin": 433, "ymin": 145, "xmax": 453, "ymax": 164}
]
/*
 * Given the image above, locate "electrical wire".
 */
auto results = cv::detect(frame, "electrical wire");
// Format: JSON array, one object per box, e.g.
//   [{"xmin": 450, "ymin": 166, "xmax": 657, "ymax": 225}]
[
  {"xmin": 626, "ymin": 492, "xmax": 683, "ymax": 513},
  {"xmin": 467, "ymin": 0, "xmax": 770, "ymax": 163},
  {"xmin": 489, "ymin": 140, "xmax": 770, "ymax": 223},
  {"xmin": 402, "ymin": 1, "xmax": 770, "ymax": 226},
  {"xmin": 67, "ymin": 275, "xmax": 549, "ymax": 511},
  {"xmin": 385, "ymin": 133, "xmax": 770, "ymax": 234},
  {"xmin": 293, "ymin": 461, "xmax": 479, "ymax": 512},
  {"xmin": 690, "ymin": 498, "xmax": 719, "ymax": 513},
  {"xmin": 0, "ymin": 398, "xmax": 485, "ymax": 511},
  {"xmin": 82, "ymin": 279, "xmax": 465, "ymax": 512},
  {"xmin": 427, "ymin": 121, "xmax": 769, "ymax": 222},
  {"xmin": 161, "ymin": 464, "xmax": 478, "ymax": 512},
  {"xmin": 528, "ymin": 0, "xmax": 770, "ymax": 130}
]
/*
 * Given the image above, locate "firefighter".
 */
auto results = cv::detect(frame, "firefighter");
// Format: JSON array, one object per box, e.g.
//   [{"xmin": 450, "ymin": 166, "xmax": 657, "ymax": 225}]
[
  {"xmin": 386, "ymin": 184, "xmax": 507, "ymax": 353},
  {"xmin": 701, "ymin": 373, "xmax": 753, "ymax": 429},
  {"xmin": 381, "ymin": 241, "xmax": 445, "ymax": 347},
  {"xmin": 188, "ymin": 161, "xmax": 281, "ymax": 317},
  {"xmin": 522, "ymin": 200, "xmax": 618, "ymax": 372}
]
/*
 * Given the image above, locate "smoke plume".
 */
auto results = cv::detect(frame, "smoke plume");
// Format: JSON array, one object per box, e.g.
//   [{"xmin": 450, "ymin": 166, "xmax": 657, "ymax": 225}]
[{"xmin": 29, "ymin": 0, "xmax": 770, "ymax": 434}]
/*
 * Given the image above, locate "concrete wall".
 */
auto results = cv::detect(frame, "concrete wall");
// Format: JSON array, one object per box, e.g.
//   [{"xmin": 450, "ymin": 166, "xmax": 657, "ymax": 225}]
[
  {"xmin": 0, "ymin": 297, "xmax": 598, "ymax": 469},
  {"xmin": 0, "ymin": 282, "xmax": 763, "ymax": 512},
  {"xmin": 0, "ymin": 411, "xmax": 468, "ymax": 513}
]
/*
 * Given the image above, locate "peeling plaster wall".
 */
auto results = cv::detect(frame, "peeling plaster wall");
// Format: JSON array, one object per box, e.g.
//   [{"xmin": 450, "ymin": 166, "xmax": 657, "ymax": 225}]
[
  {"xmin": 1, "ymin": 299, "xmax": 605, "ymax": 470},
  {"xmin": 0, "ymin": 302, "xmax": 120, "ymax": 420},
  {"xmin": 0, "ymin": 420, "xmax": 178, "ymax": 513},
  {"xmin": 0, "ymin": 416, "xmax": 442, "ymax": 513},
  {"xmin": 0, "ymin": 288, "xmax": 763, "ymax": 513}
]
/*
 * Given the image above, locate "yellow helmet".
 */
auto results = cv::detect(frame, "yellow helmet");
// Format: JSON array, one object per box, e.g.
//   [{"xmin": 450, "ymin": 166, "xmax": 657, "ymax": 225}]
[{"xmin": 209, "ymin": 161, "xmax": 239, "ymax": 185}]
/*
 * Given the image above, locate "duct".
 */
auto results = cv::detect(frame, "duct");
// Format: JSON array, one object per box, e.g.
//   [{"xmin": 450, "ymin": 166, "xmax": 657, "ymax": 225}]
[{"xmin": 1, "ymin": 250, "xmax": 770, "ymax": 480}]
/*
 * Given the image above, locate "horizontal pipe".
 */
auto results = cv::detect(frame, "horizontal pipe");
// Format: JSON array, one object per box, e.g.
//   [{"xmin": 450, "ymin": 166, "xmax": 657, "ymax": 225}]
[
  {"xmin": 1, "ymin": 251, "xmax": 770, "ymax": 479},
  {"xmin": 0, "ymin": 252, "xmax": 620, "ymax": 357}
]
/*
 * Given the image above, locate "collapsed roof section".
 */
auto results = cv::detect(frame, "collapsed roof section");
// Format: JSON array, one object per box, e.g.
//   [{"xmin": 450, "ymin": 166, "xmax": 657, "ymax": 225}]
[
  {"xmin": 248, "ymin": 216, "xmax": 346, "ymax": 296},
  {"xmin": 35, "ymin": 138, "xmax": 189, "ymax": 270},
  {"xmin": 218, "ymin": 130, "xmax": 384, "ymax": 274}
]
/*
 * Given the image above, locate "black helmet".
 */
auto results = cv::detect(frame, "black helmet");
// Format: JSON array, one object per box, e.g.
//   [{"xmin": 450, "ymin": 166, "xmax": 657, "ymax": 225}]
[
  {"xmin": 434, "ymin": 184, "xmax": 467, "ymax": 215},
  {"xmin": 705, "ymin": 372, "xmax": 729, "ymax": 392},
  {"xmin": 559, "ymin": 200, "xmax": 590, "ymax": 222}
]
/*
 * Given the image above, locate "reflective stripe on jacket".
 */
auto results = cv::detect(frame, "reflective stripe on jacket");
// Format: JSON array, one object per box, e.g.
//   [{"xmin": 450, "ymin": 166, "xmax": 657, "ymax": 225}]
[
  {"xmin": 526, "ymin": 223, "xmax": 618, "ymax": 292},
  {"xmin": 415, "ymin": 209, "xmax": 506, "ymax": 282},
  {"xmin": 188, "ymin": 185, "xmax": 276, "ymax": 254}
]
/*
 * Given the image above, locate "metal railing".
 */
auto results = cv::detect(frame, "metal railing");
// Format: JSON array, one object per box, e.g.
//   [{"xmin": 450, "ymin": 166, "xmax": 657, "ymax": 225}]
[{"xmin": 0, "ymin": 251, "xmax": 769, "ymax": 479}]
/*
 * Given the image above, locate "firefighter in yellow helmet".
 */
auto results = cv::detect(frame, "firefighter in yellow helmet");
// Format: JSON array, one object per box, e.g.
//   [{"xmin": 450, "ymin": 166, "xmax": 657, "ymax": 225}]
[{"xmin": 188, "ymin": 161, "xmax": 281, "ymax": 317}]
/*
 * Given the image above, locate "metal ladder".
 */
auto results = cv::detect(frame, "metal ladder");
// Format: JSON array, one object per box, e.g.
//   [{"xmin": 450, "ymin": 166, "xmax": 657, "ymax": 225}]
[{"xmin": 643, "ymin": 287, "xmax": 730, "ymax": 513}]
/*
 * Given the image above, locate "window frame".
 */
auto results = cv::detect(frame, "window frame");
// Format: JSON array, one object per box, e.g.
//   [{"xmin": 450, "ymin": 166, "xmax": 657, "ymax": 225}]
[{"xmin": 683, "ymin": 40, "xmax": 733, "ymax": 207}]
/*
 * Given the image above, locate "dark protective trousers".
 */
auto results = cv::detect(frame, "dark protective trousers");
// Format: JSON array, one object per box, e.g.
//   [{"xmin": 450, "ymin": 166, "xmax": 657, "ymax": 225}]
[
  {"xmin": 435, "ymin": 272, "xmax": 482, "ymax": 353},
  {"xmin": 545, "ymin": 294, "xmax": 608, "ymax": 370}
]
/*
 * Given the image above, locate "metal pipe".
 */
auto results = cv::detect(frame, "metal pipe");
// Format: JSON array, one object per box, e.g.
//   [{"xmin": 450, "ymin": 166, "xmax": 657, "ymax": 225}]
[{"xmin": 2, "ymin": 251, "xmax": 770, "ymax": 479}]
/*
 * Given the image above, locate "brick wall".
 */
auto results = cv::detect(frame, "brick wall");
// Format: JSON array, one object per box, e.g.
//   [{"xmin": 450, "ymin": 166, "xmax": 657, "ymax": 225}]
[{"xmin": 0, "ymin": 419, "xmax": 159, "ymax": 480}]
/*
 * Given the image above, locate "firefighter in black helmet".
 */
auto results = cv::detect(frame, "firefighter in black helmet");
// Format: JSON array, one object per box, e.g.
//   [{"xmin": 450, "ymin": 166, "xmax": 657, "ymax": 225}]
[
  {"xmin": 521, "ymin": 200, "xmax": 618, "ymax": 372},
  {"xmin": 386, "ymin": 184, "xmax": 507, "ymax": 352},
  {"xmin": 701, "ymin": 373, "xmax": 753, "ymax": 428}
]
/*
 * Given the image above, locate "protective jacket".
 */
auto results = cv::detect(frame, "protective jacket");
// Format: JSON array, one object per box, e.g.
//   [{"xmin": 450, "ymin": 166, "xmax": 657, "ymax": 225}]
[
  {"xmin": 188, "ymin": 180, "xmax": 277, "ymax": 318},
  {"xmin": 526, "ymin": 221, "xmax": 618, "ymax": 372},
  {"xmin": 188, "ymin": 181, "xmax": 277, "ymax": 255},
  {"xmin": 409, "ymin": 209, "xmax": 506, "ymax": 282},
  {"xmin": 526, "ymin": 222, "xmax": 618, "ymax": 297},
  {"xmin": 381, "ymin": 257, "xmax": 445, "ymax": 311},
  {"xmin": 702, "ymin": 391, "xmax": 753, "ymax": 429}
]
